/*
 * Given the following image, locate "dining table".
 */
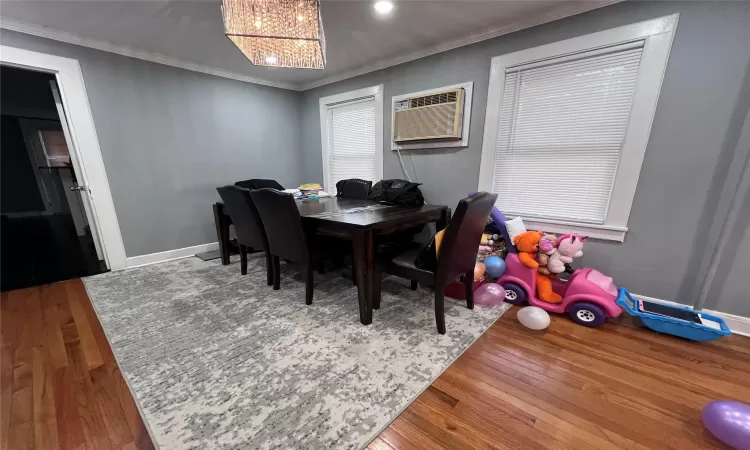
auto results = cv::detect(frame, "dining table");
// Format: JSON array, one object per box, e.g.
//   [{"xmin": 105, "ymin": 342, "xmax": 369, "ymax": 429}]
[{"xmin": 213, "ymin": 197, "xmax": 450, "ymax": 325}]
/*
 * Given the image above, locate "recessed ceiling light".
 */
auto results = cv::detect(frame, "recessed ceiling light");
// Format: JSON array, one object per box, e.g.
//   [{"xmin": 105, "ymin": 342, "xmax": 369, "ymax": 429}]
[
  {"xmin": 265, "ymin": 55, "xmax": 278, "ymax": 65},
  {"xmin": 373, "ymin": 1, "xmax": 394, "ymax": 15},
  {"xmin": 254, "ymin": 20, "xmax": 262, "ymax": 29},
  {"xmin": 297, "ymin": 14, "xmax": 304, "ymax": 21}
]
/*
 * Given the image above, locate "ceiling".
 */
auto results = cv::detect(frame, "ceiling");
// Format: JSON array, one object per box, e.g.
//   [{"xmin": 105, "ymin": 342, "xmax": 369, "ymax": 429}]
[{"xmin": 0, "ymin": 0, "xmax": 615, "ymax": 90}]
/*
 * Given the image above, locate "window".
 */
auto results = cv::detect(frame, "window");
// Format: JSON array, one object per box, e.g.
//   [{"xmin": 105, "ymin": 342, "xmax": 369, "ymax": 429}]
[
  {"xmin": 319, "ymin": 85, "xmax": 383, "ymax": 191},
  {"xmin": 478, "ymin": 15, "xmax": 678, "ymax": 241}
]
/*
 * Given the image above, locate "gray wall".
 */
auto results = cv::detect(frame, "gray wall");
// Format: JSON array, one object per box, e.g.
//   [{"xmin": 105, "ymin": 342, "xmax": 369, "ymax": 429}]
[
  {"xmin": 300, "ymin": 1, "xmax": 750, "ymax": 308},
  {"xmin": 702, "ymin": 84, "xmax": 750, "ymax": 317},
  {"xmin": 716, "ymin": 218, "xmax": 750, "ymax": 317},
  {"xmin": 0, "ymin": 29, "xmax": 303, "ymax": 258}
]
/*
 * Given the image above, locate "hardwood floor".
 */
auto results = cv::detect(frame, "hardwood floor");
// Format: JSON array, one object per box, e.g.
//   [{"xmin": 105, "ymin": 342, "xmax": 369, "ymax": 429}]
[
  {"xmin": 371, "ymin": 311, "xmax": 750, "ymax": 450},
  {"xmin": 3, "ymin": 280, "xmax": 749, "ymax": 449},
  {"xmin": 1, "ymin": 280, "xmax": 153, "ymax": 450}
]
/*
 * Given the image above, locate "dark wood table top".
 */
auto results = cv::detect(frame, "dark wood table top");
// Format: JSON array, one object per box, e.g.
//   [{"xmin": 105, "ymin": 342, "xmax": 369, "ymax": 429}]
[{"xmin": 295, "ymin": 197, "xmax": 447, "ymax": 229}]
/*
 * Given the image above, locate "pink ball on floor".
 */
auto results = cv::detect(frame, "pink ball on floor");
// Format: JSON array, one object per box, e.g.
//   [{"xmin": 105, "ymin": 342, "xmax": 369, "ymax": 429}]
[{"xmin": 473, "ymin": 283, "xmax": 506, "ymax": 306}]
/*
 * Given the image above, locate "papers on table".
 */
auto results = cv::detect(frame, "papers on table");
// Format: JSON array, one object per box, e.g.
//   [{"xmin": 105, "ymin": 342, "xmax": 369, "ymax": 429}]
[
  {"xmin": 306, "ymin": 204, "xmax": 392, "ymax": 218},
  {"xmin": 294, "ymin": 191, "xmax": 333, "ymax": 200},
  {"xmin": 280, "ymin": 188, "xmax": 334, "ymax": 200}
]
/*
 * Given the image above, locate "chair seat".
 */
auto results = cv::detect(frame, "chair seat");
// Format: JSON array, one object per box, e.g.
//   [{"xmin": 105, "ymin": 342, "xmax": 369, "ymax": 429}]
[
  {"xmin": 371, "ymin": 192, "xmax": 497, "ymax": 334},
  {"xmin": 379, "ymin": 245, "xmax": 435, "ymax": 286},
  {"xmin": 390, "ymin": 246, "xmax": 422, "ymax": 268}
]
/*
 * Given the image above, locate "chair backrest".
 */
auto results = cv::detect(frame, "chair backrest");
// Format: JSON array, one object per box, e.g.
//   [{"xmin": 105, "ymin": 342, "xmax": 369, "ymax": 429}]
[
  {"xmin": 435, "ymin": 192, "xmax": 498, "ymax": 286},
  {"xmin": 335, "ymin": 178, "xmax": 372, "ymax": 199},
  {"xmin": 216, "ymin": 185, "xmax": 269, "ymax": 250},
  {"xmin": 249, "ymin": 188, "xmax": 309, "ymax": 263},
  {"xmin": 234, "ymin": 179, "xmax": 285, "ymax": 191}
]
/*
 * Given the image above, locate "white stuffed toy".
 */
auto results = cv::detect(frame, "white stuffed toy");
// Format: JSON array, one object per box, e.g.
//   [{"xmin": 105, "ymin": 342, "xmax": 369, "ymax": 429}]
[{"xmin": 505, "ymin": 217, "xmax": 527, "ymax": 244}]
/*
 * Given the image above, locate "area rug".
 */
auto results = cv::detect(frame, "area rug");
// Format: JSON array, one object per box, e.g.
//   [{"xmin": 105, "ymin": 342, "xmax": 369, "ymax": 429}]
[{"xmin": 84, "ymin": 254, "xmax": 509, "ymax": 449}]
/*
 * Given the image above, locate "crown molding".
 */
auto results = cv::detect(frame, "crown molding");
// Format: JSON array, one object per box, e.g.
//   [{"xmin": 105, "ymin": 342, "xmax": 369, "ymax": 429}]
[
  {"xmin": 298, "ymin": 0, "xmax": 621, "ymax": 91},
  {"xmin": 0, "ymin": 17, "xmax": 299, "ymax": 91},
  {"xmin": 1, "ymin": 0, "xmax": 620, "ymax": 93}
]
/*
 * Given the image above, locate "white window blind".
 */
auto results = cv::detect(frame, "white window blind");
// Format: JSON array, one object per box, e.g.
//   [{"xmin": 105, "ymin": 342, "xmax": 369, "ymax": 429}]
[
  {"xmin": 491, "ymin": 42, "xmax": 644, "ymax": 224},
  {"xmin": 325, "ymin": 97, "xmax": 377, "ymax": 190}
]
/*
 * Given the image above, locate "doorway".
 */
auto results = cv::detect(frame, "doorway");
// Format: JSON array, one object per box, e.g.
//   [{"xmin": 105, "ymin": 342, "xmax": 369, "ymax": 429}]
[{"xmin": 1, "ymin": 66, "xmax": 107, "ymax": 290}]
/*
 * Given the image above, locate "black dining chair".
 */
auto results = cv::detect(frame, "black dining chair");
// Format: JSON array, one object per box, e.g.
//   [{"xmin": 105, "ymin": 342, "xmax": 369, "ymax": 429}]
[
  {"xmin": 235, "ymin": 179, "xmax": 285, "ymax": 191},
  {"xmin": 335, "ymin": 178, "xmax": 372, "ymax": 199},
  {"xmin": 372, "ymin": 192, "xmax": 497, "ymax": 334},
  {"xmin": 249, "ymin": 188, "xmax": 316, "ymax": 305},
  {"xmin": 216, "ymin": 185, "xmax": 273, "ymax": 285}
]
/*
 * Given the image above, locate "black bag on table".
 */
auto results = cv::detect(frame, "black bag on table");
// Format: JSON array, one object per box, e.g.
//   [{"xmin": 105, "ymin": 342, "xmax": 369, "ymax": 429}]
[{"xmin": 367, "ymin": 179, "xmax": 424, "ymax": 206}]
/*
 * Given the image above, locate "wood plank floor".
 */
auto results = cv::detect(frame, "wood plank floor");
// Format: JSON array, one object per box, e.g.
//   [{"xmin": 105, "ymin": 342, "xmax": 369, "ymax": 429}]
[
  {"xmin": 3, "ymin": 280, "xmax": 749, "ymax": 449},
  {"xmin": 1, "ymin": 280, "xmax": 153, "ymax": 450},
  {"xmin": 371, "ymin": 310, "xmax": 750, "ymax": 450}
]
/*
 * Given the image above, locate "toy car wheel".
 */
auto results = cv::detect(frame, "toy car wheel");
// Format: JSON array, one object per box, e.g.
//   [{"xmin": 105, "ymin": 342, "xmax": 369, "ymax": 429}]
[
  {"xmin": 502, "ymin": 283, "xmax": 527, "ymax": 305},
  {"xmin": 568, "ymin": 302, "xmax": 606, "ymax": 327}
]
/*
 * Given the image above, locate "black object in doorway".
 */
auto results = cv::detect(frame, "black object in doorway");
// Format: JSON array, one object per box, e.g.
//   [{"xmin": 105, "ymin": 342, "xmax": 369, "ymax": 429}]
[{"xmin": 0, "ymin": 66, "xmax": 107, "ymax": 291}]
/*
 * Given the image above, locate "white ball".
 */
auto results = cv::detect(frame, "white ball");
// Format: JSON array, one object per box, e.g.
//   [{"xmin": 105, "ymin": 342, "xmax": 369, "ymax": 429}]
[{"xmin": 517, "ymin": 306, "xmax": 550, "ymax": 330}]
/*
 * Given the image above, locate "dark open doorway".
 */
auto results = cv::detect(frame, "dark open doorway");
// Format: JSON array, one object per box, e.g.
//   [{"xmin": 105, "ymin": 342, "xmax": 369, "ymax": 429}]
[{"xmin": 1, "ymin": 65, "xmax": 107, "ymax": 291}]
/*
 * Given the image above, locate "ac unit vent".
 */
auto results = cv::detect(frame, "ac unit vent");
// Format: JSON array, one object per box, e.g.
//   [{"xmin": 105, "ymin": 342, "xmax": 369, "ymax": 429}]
[
  {"xmin": 393, "ymin": 88, "xmax": 465, "ymax": 143},
  {"xmin": 408, "ymin": 91, "xmax": 458, "ymax": 108}
]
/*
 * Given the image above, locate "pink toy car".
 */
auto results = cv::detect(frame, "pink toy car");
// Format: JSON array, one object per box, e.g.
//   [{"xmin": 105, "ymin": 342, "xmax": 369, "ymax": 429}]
[
  {"xmin": 497, "ymin": 253, "xmax": 621, "ymax": 327},
  {"xmin": 481, "ymin": 204, "xmax": 622, "ymax": 327}
]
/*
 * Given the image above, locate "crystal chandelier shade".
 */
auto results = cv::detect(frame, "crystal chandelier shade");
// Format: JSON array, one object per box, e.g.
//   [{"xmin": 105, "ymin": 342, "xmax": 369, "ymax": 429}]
[{"xmin": 222, "ymin": 0, "xmax": 326, "ymax": 69}]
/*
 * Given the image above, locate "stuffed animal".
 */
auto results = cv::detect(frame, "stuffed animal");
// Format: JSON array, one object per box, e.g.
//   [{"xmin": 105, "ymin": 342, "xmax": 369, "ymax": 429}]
[
  {"xmin": 547, "ymin": 233, "xmax": 586, "ymax": 274},
  {"xmin": 537, "ymin": 273, "xmax": 562, "ymax": 304},
  {"xmin": 558, "ymin": 233, "xmax": 585, "ymax": 258},
  {"xmin": 533, "ymin": 234, "xmax": 561, "ymax": 303},
  {"xmin": 514, "ymin": 230, "xmax": 543, "ymax": 268},
  {"xmin": 536, "ymin": 234, "xmax": 558, "ymax": 276},
  {"xmin": 515, "ymin": 231, "xmax": 562, "ymax": 303}
]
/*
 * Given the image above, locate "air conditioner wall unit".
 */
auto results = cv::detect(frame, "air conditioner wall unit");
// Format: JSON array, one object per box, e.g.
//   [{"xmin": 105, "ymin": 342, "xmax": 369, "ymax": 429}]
[{"xmin": 393, "ymin": 88, "xmax": 465, "ymax": 143}]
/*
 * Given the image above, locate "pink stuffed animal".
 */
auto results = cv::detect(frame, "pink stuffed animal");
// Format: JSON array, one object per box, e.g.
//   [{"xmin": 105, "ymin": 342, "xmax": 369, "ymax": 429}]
[
  {"xmin": 537, "ymin": 234, "xmax": 558, "ymax": 275},
  {"xmin": 546, "ymin": 233, "xmax": 586, "ymax": 274}
]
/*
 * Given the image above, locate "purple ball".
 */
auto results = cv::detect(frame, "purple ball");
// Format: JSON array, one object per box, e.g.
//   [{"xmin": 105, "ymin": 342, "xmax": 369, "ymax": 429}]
[{"xmin": 702, "ymin": 400, "xmax": 750, "ymax": 450}]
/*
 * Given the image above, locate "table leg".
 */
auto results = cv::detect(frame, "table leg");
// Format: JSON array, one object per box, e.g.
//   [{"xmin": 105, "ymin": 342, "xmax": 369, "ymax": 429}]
[
  {"xmin": 365, "ymin": 228, "xmax": 375, "ymax": 314},
  {"xmin": 352, "ymin": 229, "xmax": 373, "ymax": 325},
  {"xmin": 213, "ymin": 203, "xmax": 230, "ymax": 265}
]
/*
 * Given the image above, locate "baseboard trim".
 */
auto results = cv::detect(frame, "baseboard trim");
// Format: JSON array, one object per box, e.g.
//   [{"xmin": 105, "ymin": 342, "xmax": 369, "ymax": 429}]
[
  {"xmin": 124, "ymin": 242, "xmax": 219, "ymax": 269},
  {"xmin": 631, "ymin": 293, "xmax": 750, "ymax": 337}
]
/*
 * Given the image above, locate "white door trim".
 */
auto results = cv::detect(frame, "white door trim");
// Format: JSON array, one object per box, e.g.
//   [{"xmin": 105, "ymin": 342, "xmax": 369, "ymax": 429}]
[
  {"xmin": 1, "ymin": 45, "xmax": 127, "ymax": 270},
  {"xmin": 50, "ymin": 80, "xmax": 104, "ymax": 261}
]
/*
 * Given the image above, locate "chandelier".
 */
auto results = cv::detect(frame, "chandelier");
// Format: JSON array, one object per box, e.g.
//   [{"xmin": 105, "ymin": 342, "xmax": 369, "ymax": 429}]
[{"xmin": 222, "ymin": 0, "xmax": 326, "ymax": 69}]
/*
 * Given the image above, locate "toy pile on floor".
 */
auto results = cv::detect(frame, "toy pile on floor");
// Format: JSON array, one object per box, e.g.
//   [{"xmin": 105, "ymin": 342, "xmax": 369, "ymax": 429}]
[
  {"xmin": 445, "ymin": 216, "xmax": 508, "ymax": 303},
  {"xmin": 444, "ymin": 202, "xmax": 733, "ymax": 339},
  {"xmin": 477, "ymin": 232, "xmax": 506, "ymax": 262},
  {"xmin": 478, "ymin": 216, "xmax": 508, "ymax": 273}
]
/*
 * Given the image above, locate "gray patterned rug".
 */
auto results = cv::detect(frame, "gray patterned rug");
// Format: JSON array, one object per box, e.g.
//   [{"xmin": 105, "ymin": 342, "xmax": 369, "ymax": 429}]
[{"xmin": 84, "ymin": 254, "xmax": 509, "ymax": 450}]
